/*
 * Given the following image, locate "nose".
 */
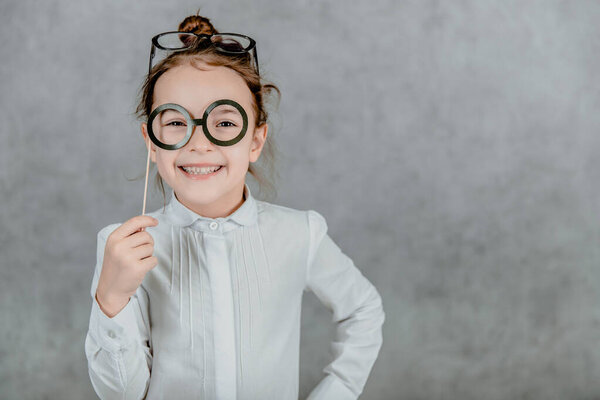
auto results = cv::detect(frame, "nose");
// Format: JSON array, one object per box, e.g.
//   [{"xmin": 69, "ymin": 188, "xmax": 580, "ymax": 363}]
[{"xmin": 186, "ymin": 124, "xmax": 214, "ymax": 152}]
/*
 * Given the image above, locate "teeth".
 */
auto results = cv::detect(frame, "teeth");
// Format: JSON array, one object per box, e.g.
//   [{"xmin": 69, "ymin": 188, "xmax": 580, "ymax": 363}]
[{"xmin": 182, "ymin": 165, "xmax": 221, "ymax": 174}]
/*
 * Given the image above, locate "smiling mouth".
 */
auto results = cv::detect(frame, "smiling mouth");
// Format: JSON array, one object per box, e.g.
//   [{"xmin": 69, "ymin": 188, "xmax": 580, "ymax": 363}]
[{"xmin": 178, "ymin": 165, "xmax": 224, "ymax": 175}]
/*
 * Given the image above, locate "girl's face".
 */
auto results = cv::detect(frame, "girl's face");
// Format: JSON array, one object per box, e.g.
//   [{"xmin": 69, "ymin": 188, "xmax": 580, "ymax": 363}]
[{"xmin": 141, "ymin": 62, "xmax": 268, "ymax": 218}]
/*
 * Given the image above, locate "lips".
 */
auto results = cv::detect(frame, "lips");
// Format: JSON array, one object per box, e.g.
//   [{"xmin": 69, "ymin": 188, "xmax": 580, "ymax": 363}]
[
  {"xmin": 178, "ymin": 165, "xmax": 225, "ymax": 179},
  {"xmin": 178, "ymin": 163, "xmax": 224, "ymax": 168},
  {"xmin": 179, "ymin": 165, "xmax": 223, "ymax": 174}
]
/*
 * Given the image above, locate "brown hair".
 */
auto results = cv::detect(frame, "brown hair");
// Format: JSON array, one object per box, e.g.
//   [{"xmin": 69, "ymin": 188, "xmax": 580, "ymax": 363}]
[{"xmin": 133, "ymin": 13, "xmax": 282, "ymax": 208}]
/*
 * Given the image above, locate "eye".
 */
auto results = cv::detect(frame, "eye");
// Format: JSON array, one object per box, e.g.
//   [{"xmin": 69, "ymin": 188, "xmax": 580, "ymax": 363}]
[
  {"xmin": 217, "ymin": 121, "xmax": 236, "ymax": 128},
  {"xmin": 166, "ymin": 121, "xmax": 186, "ymax": 127}
]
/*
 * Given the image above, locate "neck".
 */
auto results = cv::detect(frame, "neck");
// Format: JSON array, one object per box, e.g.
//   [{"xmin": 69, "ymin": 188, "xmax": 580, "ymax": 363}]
[{"xmin": 175, "ymin": 185, "xmax": 247, "ymax": 219}]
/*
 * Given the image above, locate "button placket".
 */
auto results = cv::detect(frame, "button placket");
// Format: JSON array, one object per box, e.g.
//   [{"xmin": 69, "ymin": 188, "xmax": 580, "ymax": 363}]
[{"xmin": 204, "ymin": 233, "xmax": 236, "ymax": 398}]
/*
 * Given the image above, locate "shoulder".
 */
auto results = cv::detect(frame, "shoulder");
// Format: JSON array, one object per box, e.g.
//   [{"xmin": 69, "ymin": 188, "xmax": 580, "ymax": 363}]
[
  {"xmin": 255, "ymin": 200, "xmax": 328, "ymax": 235},
  {"xmin": 256, "ymin": 199, "xmax": 304, "ymax": 217},
  {"xmin": 256, "ymin": 200, "xmax": 305, "ymax": 229}
]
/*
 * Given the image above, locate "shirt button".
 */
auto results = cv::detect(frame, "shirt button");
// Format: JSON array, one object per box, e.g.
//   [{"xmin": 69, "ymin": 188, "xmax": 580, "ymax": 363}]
[
  {"xmin": 107, "ymin": 330, "xmax": 116, "ymax": 339},
  {"xmin": 209, "ymin": 221, "xmax": 219, "ymax": 230}
]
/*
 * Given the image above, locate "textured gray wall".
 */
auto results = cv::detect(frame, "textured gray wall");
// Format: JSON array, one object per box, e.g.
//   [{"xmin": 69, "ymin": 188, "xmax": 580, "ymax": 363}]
[{"xmin": 2, "ymin": 0, "xmax": 600, "ymax": 399}]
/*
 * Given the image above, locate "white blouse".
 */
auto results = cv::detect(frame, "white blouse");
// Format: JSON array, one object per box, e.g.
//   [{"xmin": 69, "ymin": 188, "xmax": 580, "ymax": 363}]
[{"xmin": 85, "ymin": 183, "xmax": 385, "ymax": 400}]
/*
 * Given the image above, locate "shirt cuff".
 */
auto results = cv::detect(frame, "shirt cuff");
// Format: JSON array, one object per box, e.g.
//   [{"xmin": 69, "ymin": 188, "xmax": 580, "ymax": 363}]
[
  {"xmin": 90, "ymin": 294, "xmax": 141, "ymax": 354},
  {"xmin": 306, "ymin": 374, "xmax": 358, "ymax": 400}
]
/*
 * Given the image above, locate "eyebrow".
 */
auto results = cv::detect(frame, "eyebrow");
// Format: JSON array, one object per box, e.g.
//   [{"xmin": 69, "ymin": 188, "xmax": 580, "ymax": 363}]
[
  {"xmin": 212, "ymin": 108, "xmax": 239, "ymax": 115},
  {"xmin": 157, "ymin": 105, "xmax": 242, "ymax": 118}
]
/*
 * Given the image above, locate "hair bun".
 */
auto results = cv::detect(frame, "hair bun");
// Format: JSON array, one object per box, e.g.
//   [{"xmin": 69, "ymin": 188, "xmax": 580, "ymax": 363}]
[{"xmin": 178, "ymin": 14, "xmax": 219, "ymax": 35}]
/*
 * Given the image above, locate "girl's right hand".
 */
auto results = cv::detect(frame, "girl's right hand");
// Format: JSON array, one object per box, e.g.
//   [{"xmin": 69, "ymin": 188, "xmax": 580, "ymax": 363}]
[{"xmin": 95, "ymin": 215, "xmax": 159, "ymax": 318}]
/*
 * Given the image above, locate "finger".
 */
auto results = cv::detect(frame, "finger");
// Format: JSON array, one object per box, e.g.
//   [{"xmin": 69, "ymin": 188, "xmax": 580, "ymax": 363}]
[
  {"xmin": 131, "ymin": 243, "xmax": 154, "ymax": 261},
  {"xmin": 140, "ymin": 256, "xmax": 159, "ymax": 271},
  {"xmin": 123, "ymin": 231, "xmax": 154, "ymax": 249},
  {"xmin": 113, "ymin": 215, "xmax": 159, "ymax": 240}
]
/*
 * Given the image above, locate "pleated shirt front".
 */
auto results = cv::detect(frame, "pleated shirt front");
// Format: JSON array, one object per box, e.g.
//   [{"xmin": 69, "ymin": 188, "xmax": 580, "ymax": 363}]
[{"xmin": 85, "ymin": 183, "xmax": 385, "ymax": 400}]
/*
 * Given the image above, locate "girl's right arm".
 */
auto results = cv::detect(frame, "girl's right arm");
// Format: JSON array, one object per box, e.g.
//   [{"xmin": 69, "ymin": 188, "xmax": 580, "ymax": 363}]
[{"xmin": 84, "ymin": 216, "xmax": 158, "ymax": 400}]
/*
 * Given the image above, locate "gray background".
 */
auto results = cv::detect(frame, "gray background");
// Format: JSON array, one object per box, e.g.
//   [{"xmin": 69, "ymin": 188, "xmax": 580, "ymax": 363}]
[{"xmin": 2, "ymin": 0, "xmax": 600, "ymax": 399}]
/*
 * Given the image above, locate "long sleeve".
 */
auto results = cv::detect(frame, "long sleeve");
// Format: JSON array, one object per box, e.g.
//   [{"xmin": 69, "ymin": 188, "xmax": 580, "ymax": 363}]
[
  {"xmin": 84, "ymin": 226, "xmax": 153, "ymax": 400},
  {"xmin": 304, "ymin": 210, "xmax": 385, "ymax": 400}
]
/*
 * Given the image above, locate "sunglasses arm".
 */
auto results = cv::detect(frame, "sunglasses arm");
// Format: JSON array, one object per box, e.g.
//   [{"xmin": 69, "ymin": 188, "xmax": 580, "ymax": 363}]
[
  {"xmin": 253, "ymin": 47, "xmax": 260, "ymax": 76},
  {"xmin": 148, "ymin": 45, "xmax": 156, "ymax": 74}
]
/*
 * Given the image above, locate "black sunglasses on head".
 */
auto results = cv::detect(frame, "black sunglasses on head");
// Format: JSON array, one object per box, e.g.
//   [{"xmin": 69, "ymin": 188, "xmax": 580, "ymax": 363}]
[{"xmin": 148, "ymin": 31, "xmax": 260, "ymax": 75}]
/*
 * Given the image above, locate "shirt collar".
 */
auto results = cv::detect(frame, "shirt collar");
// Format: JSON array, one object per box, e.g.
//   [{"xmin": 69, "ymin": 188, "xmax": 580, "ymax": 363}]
[{"xmin": 163, "ymin": 183, "xmax": 258, "ymax": 232}]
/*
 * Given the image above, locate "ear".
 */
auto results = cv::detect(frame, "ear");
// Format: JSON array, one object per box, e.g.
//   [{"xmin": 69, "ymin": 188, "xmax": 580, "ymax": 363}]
[
  {"xmin": 141, "ymin": 122, "xmax": 157, "ymax": 163},
  {"xmin": 249, "ymin": 122, "xmax": 268, "ymax": 163}
]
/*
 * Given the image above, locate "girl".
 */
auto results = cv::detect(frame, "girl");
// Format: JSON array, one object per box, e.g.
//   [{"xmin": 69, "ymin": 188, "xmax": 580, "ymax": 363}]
[{"xmin": 84, "ymin": 13, "xmax": 385, "ymax": 400}]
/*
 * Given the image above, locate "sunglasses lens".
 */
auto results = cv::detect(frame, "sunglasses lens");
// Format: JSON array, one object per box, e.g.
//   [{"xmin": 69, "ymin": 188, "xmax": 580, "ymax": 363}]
[
  {"xmin": 212, "ymin": 35, "xmax": 252, "ymax": 53},
  {"xmin": 156, "ymin": 32, "xmax": 197, "ymax": 49}
]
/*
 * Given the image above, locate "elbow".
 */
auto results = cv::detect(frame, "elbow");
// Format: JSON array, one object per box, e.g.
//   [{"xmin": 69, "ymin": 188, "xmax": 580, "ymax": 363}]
[
  {"xmin": 377, "ymin": 290, "xmax": 386, "ymax": 328},
  {"xmin": 364, "ymin": 284, "xmax": 386, "ymax": 327},
  {"xmin": 363, "ymin": 286, "xmax": 386, "ymax": 347},
  {"xmin": 371, "ymin": 288, "xmax": 385, "ymax": 344},
  {"xmin": 88, "ymin": 366, "xmax": 126, "ymax": 399},
  {"xmin": 337, "ymin": 285, "xmax": 385, "ymax": 338},
  {"xmin": 85, "ymin": 335, "xmax": 150, "ymax": 400}
]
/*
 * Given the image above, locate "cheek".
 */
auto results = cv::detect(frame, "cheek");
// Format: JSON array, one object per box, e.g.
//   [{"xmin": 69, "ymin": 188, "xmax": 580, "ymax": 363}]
[
  {"xmin": 154, "ymin": 152, "xmax": 177, "ymax": 172},
  {"xmin": 226, "ymin": 145, "xmax": 251, "ymax": 165}
]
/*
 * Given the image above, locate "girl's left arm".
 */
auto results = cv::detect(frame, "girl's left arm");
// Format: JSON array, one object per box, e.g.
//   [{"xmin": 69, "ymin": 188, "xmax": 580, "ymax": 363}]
[{"xmin": 304, "ymin": 210, "xmax": 385, "ymax": 400}]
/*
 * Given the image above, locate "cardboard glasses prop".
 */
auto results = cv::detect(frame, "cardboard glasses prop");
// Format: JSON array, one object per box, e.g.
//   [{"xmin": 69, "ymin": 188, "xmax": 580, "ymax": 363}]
[{"xmin": 141, "ymin": 31, "xmax": 257, "ymax": 216}]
